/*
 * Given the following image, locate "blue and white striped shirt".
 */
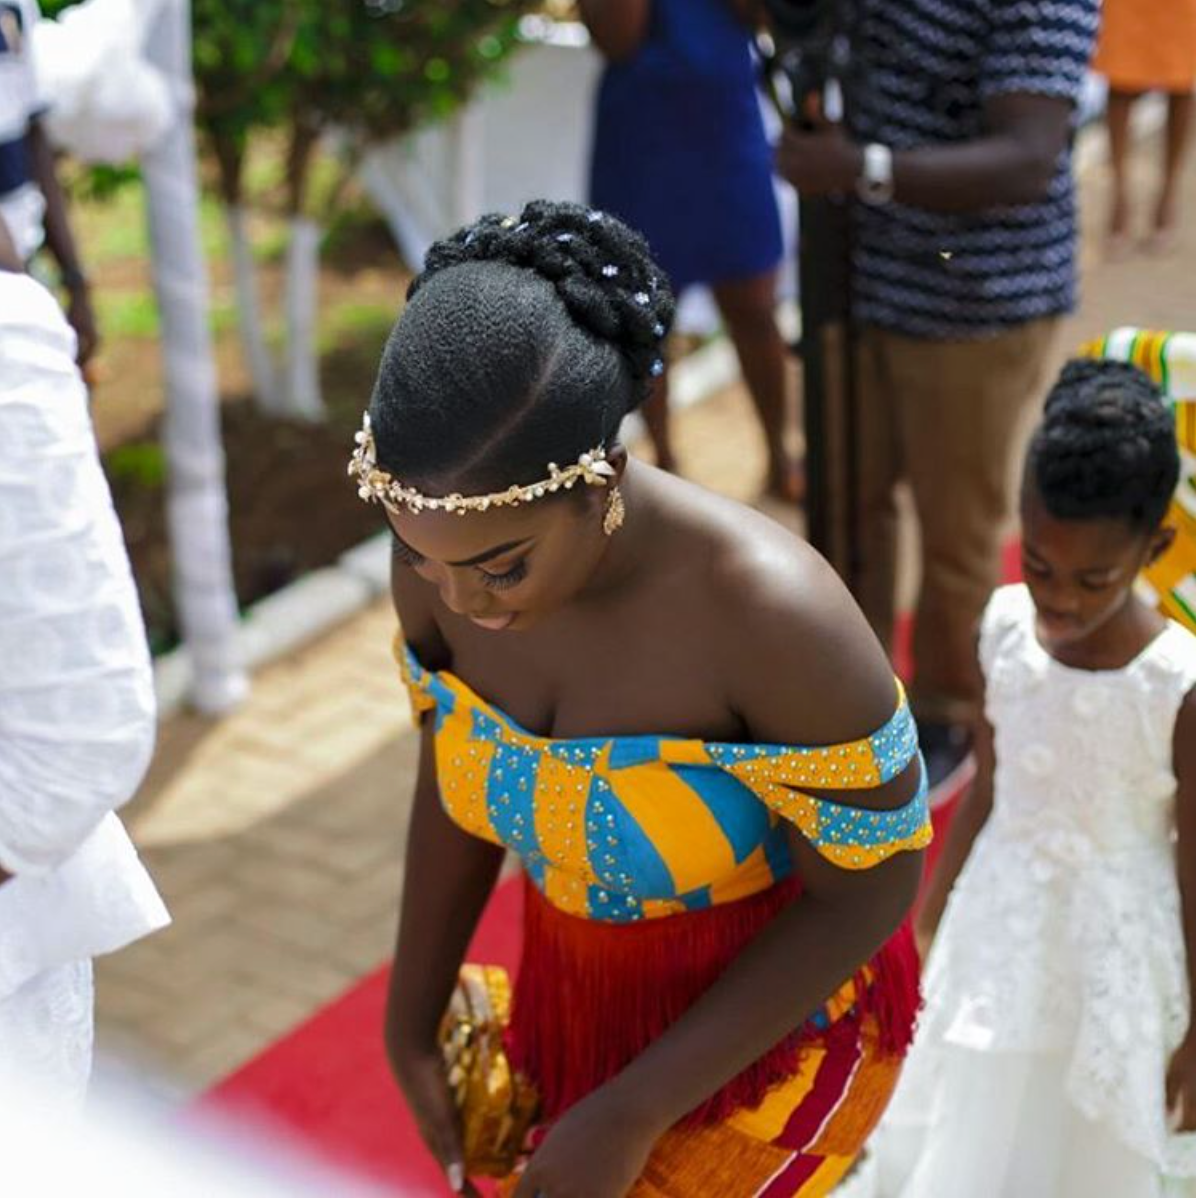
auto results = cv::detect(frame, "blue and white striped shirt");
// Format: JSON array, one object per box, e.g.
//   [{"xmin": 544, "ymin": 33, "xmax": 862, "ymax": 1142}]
[{"xmin": 849, "ymin": 0, "xmax": 1099, "ymax": 339}]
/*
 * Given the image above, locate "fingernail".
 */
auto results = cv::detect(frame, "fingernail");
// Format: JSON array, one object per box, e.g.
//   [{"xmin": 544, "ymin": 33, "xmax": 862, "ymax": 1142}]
[{"xmin": 447, "ymin": 1162, "xmax": 464, "ymax": 1192}]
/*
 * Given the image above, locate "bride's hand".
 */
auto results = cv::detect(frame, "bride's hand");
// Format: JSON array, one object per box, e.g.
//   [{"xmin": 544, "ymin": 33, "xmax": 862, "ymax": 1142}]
[{"xmin": 512, "ymin": 1085, "xmax": 659, "ymax": 1198}]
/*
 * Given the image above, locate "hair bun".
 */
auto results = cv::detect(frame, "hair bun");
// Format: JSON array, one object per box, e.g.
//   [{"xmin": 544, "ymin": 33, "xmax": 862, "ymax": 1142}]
[
  {"xmin": 412, "ymin": 200, "xmax": 675, "ymax": 396},
  {"xmin": 1031, "ymin": 356, "xmax": 1178, "ymax": 530}
]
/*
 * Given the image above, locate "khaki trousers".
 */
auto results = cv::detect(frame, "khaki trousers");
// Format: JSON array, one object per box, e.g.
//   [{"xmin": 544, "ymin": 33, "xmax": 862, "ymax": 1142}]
[{"xmin": 852, "ymin": 319, "xmax": 1059, "ymax": 724}]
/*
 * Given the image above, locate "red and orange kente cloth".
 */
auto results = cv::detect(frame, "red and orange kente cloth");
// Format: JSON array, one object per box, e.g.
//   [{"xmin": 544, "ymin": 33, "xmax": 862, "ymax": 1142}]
[{"xmin": 401, "ymin": 641, "xmax": 931, "ymax": 1196}]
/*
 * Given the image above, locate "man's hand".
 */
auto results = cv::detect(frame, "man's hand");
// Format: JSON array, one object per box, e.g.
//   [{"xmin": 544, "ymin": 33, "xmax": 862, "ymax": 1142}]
[
  {"xmin": 775, "ymin": 122, "xmax": 864, "ymax": 198},
  {"xmin": 0, "ymin": 214, "xmax": 21, "ymax": 272},
  {"xmin": 65, "ymin": 278, "xmax": 99, "ymax": 367}
]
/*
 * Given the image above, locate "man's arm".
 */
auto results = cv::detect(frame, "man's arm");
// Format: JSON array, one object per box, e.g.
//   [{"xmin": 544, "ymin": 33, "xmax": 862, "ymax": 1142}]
[
  {"xmin": 578, "ymin": 0, "xmax": 650, "ymax": 62},
  {"xmin": 26, "ymin": 116, "xmax": 98, "ymax": 364},
  {"xmin": 0, "ymin": 272, "xmax": 155, "ymax": 882},
  {"xmin": 727, "ymin": 0, "xmax": 767, "ymax": 28},
  {"xmin": 0, "ymin": 212, "xmax": 21, "ymax": 272},
  {"xmin": 776, "ymin": 93, "xmax": 1073, "ymax": 212}
]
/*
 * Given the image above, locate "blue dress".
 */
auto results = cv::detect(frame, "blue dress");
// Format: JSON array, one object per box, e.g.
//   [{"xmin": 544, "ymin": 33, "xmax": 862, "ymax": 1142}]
[{"xmin": 589, "ymin": 0, "xmax": 784, "ymax": 296}]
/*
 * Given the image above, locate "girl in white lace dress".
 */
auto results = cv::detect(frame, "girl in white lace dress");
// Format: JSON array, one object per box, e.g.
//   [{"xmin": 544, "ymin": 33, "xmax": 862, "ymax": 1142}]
[{"xmin": 867, "ymin": 359, "xmax": 1196, "ymax": 1197}]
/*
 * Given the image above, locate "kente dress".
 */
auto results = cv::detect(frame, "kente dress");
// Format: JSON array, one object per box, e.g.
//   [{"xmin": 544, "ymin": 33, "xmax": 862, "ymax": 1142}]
[
  {"xmin": 399, "ymin": 640, "xmax": 931, "ymax": 1197},
  {"xmin": 868, "ymin": 585, "xmax": 1196, "ymax": 1198}
]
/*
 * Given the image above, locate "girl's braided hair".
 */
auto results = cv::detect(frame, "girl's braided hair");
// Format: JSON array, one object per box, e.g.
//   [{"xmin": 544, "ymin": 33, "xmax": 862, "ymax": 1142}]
[{"xmin": 1028, "ymin": 358, "xmax": 1179, "ymax": 531}]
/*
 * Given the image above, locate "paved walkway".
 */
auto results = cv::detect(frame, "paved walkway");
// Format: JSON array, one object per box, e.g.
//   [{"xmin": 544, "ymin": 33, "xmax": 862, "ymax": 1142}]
[{"xmin": 96, "ymin": 127, "xmax": 1196, "ymax": 1099}]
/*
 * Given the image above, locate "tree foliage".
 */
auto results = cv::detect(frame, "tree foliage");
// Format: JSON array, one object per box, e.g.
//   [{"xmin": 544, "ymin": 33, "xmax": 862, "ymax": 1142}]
[
  {"xmin": 42, "ymin": 1, "xmax": 537, "ymax": 209},
  {"xmin": 192, "ymin": 0, "xmax": 535, "ymax": 211}
]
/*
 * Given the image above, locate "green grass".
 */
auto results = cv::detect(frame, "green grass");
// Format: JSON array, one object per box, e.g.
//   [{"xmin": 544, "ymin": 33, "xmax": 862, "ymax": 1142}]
[
  {"xmin": 95, "ymin": 291, "xmax": 159, "ymax": 338},
  {"xmin": 76, "ymin": 182, "xmax": 231, "ymax": 267},
  {"xmin": 79, "ymin": 187, "xmax": 148, "ymax": 263},
  {"xmin": 105, "ymin": 441, "xmax": 167, "ymax": 489},
  {"xmin": 252, "ymin": 223, "xmax": 291, "ymax": 264},
  {"xmin": 97, "ymin": 289, "xmax": 238, "ymax": 339},
  {"xmin": 318, "ymin": 301, "xmax": 394, "ymax": 353}
]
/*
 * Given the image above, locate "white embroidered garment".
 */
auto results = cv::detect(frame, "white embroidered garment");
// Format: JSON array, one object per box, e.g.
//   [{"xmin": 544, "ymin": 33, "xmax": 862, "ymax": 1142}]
[
  {"xmin": 0, "ymin": 961, "xmax": 92, "ymax": 1105},
  {"xmin": 0, "ymin": 272, "xmax": 168, "ymax": 1010},
  {"xmin": 878, "ymin": 584, "xmax": 1196, "ymax": 1194}
]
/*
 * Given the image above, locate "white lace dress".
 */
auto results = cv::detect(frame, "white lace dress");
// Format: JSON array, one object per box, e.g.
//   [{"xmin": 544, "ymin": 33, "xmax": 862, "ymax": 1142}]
[
  {"xmin": 871, "ymin": 584, "xmax": 1196, "ymax": 1198},
  {"xmin": 0, "ymin": 274, "xmax": 169, "ymax": 1106}
]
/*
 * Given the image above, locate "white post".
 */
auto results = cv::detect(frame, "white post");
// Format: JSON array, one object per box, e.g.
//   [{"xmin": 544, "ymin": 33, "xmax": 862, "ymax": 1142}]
[
  {"xmin": 357, "ymin": 147, "xmax": 435, "ymax": 268},
  {"xmin": 225, "ymin": 203, "xmax": 280, "ymax": 414},
  {"xmin": 140, "ymin": 0, "xmax": 248, "ymax": 713},
  {"xmin": 281, "ymin": 214, "xmax": 325, "ymax": 421}
]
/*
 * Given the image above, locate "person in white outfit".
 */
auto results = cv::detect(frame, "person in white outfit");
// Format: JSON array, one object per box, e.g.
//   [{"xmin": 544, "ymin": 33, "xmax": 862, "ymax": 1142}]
[
  {"xmin": 865, "ymin": 359, "xmax": 1196, "ymax": 1197},
  {"xmin": 0, "ymin": 0, "xmax": 99, "ymax": 363},
  {"xmin": 0, "ymin": 223, "xmax": 168, "ymax": 1105}
]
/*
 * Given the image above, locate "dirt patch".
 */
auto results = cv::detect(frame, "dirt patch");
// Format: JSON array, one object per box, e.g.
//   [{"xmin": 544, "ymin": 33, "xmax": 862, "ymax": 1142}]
[
  {"xmin": 107, "ymin": 394, "xmax": 387, "ymax": 656},
  {"xmin": 80, "ymin": 197, "xmax": 404, "ymax": 654}
]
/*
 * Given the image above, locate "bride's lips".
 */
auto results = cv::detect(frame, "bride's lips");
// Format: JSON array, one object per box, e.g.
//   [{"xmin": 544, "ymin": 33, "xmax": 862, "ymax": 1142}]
[{"xmin": 470, "ymin": 612, "xmax": 517, "ymax": 632}]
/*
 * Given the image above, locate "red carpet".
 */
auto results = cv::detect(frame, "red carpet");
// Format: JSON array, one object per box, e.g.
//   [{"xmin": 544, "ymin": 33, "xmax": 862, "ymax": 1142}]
[
  {"xmin": 196, "ymin": 878, "xmax": 524, "ymax": 1195},
  {"xmin": 198, "ymin": 543, "xmax": 1019, "ymax": 1191}
]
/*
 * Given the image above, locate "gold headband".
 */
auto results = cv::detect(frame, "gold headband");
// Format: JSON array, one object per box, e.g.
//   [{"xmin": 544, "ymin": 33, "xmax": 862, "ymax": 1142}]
[{"xmin": 347, "ymin": 412, "xmax": 616, "ymax": 516}]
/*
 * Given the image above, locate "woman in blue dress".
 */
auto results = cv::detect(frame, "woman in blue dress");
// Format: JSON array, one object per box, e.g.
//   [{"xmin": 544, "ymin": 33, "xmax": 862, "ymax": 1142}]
[{"xmin": 583, "ymin": 0, "xmax": 801, "ymax": 500}]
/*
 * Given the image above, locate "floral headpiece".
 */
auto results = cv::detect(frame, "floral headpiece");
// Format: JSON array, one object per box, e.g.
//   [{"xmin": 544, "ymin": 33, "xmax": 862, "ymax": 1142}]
[{"xmin": 347, "ymin": 412, "xmax": 616, "ymax": 516}]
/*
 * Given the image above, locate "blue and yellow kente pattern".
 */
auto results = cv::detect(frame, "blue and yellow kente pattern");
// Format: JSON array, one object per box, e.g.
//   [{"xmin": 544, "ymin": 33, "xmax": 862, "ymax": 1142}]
[{"xmin": 399, "ymin": 640, "xmax": 930, "ymax": 924}]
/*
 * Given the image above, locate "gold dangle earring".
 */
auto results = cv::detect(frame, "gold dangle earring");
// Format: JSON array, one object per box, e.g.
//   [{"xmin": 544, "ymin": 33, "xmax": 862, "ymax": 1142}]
[{"xmin": 603, "ymin": 486, "xmax": 625, "ymax": 536}]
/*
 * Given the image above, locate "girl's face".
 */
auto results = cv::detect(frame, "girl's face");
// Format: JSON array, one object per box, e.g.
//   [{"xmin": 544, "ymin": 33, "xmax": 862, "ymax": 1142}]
[
  {"xmin": 386, "ymin": 481, "xmax": 614, "ymax": 634},
  {"xmin": 1019, "ymin": 487, "xmax": 1172, "ymax": 653}
]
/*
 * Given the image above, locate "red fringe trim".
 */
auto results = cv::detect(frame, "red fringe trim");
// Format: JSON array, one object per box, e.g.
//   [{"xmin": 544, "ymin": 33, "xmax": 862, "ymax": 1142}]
[{"xmin": 507, "ymin": 877, "xmax": 921, "ymax": 1127}]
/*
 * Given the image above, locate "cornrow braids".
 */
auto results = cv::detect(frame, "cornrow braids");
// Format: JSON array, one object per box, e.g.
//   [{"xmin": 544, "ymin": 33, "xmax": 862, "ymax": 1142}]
[
  {"xmin": 369, "ymin": 200, "xmax": 676, "ymax": 496},
  {"xmin": 1028, "ymin": 358, "xmax": 1180, "ymax": 531}
]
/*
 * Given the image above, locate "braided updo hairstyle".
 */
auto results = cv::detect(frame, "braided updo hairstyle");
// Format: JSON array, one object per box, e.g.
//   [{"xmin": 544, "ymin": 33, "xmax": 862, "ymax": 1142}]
[
  {"xmin": 1028, "ymin": 359, "xmax": 1179, "ymax": 531},
  {"xmin": 369, "ymin": 200, "xmax": 675, "ymax": 494}
]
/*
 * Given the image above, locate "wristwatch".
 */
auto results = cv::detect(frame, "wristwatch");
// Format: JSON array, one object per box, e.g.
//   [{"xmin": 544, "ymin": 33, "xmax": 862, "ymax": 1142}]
[{"xmin": 856, "ymin": 143, "xmax": 894, "ymax": 206}]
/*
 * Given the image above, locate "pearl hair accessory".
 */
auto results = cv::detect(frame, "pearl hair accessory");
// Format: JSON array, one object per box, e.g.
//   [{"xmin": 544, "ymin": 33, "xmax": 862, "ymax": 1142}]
[{"xmin": 348, "ymin": 412, "xmax": 617, "ymax": 516}]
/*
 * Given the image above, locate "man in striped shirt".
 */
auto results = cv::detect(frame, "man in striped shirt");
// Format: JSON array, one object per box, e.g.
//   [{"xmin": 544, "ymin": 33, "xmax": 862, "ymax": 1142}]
[{"xmin": 777, "ymin": 0, "xmax": 1099, "ymax": 790}]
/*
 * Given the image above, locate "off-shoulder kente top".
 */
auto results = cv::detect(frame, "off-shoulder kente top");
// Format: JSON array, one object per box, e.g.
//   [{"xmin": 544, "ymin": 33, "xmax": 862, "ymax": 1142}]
[{"xmin": 399, "ymin": 639, "xmax": 931, "ymax": 925}]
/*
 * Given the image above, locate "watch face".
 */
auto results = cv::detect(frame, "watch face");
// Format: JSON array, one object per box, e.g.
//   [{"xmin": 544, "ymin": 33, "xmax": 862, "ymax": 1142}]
[{"xmin": 858, "ymin": 145, "xmax": 893, "ymax": 204}]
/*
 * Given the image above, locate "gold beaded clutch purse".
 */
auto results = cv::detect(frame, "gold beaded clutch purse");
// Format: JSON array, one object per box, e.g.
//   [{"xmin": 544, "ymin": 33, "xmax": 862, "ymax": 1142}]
[{"xmin": 439, "ymin": 964, "xmax": 539, "ymax": 1177}]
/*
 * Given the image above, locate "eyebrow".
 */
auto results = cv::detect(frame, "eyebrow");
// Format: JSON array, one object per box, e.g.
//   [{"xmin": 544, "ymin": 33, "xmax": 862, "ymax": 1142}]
[
  {"xmin": 392, "ymin": 529, "xmax": 533, "ymax": 568},
  {"xmin": 1022, "ymin": 547, "xmax": 1122, "ymax": 577}
]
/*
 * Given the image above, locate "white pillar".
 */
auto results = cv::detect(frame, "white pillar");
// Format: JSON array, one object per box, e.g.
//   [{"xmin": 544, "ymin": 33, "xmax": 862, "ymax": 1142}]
[
  {"xmin": 140, "ymin": 0, "xmax": 248, "ymax": 713},
  {"xmin": 281, "ymin": 215, "xmax": 325, "ymax": 421},
  {"xmin": 226, "ymin": 203, "xmax": 280, "ymax": 414}
]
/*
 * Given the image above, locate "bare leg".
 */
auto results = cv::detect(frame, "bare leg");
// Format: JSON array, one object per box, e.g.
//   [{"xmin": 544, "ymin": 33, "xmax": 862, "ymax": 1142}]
[
  {"xmin": 712, "ymin": 270, "xmax": 802, "ymax": 500},
  {"xmin": 1106, "ymin": 89, "xmax": 1138, "ymax": 256},
  {"xmin": 1151, "ymin": 90, "xmax": 1195, "ymax": 250},
  {"xmin": 640, "ymin": 372, "xmax": 676, "ymax": 472}
]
